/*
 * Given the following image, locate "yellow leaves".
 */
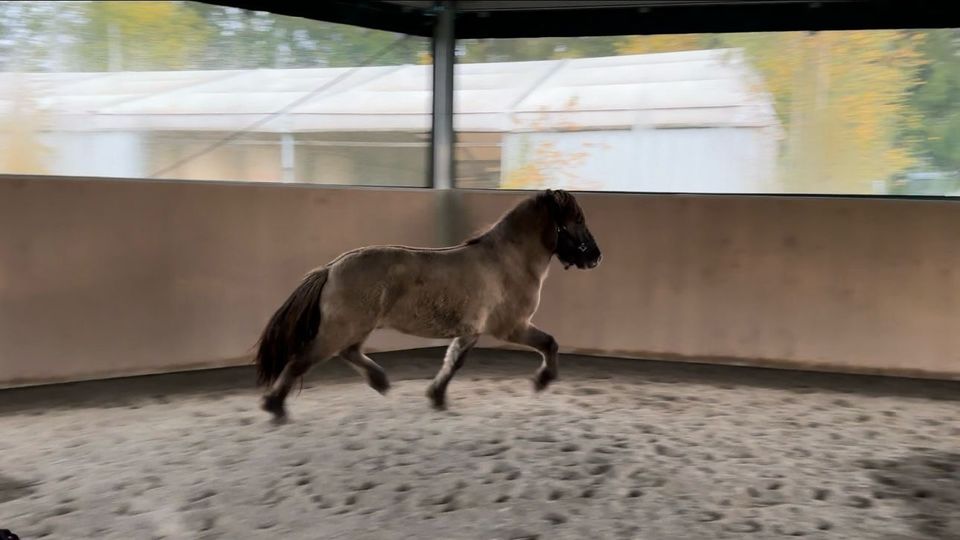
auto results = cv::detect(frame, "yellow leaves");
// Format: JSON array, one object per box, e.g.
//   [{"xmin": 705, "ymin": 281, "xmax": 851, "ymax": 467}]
[
  {"xmin": 101, "ymin": 1, "xmax": 181, "ymax": 23},
  {"xmin": 0, "ymin": 76, "xmax": 50, "ymax": 174},
  {"xmin": 610, "ymin": 29, "xmax": 927, "ymax": 191},
  {"xmin": 616, "ymin": 34, "xmax": 706, "ymax": 55},
  {"xmin": 94, "ymin": 1, "xmax": 210, "ymax": 70},
  {"xmin": 502, "ymin": 162, "xmax": 545, "ymax": 189},
  {"xmin": 502, "ymin": 136, "xmax": 594, "ymax": 189},
  {"xmin": 417, "ymin": 51, "xmax": 433, "ymax": 65},
  {"xmin": 729, "ymin": 30, "xmax": 926, "ymax": 192},
  {"xmin": 501, "ymin": 102, "xmax": 599, "ymax": 189}
]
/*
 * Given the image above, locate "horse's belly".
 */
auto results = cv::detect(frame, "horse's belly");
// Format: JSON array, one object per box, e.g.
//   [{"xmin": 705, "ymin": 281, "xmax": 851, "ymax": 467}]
[
  {"xmin": 378, "ymin": 319, "xmax": 477, "ymax": 340},
  {"xmin": 380, "ymin": 294, "xmax": 485, "ymax": 339}
]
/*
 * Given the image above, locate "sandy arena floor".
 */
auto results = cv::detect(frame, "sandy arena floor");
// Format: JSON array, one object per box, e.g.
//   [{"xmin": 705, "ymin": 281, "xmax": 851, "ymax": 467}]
[{"xmin": 2, "ymin": 348, "xmax": 960, "ymax": 540}]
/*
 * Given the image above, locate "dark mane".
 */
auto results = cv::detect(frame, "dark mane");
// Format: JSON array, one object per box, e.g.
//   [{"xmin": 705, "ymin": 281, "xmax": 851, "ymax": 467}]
[
  {"xmin": 462, "ymin": 192, "xmax": 548, "ymax": 246},
  {"xmin": 541, "ymin": 189, "xmax": 583, "ymax": 223}
]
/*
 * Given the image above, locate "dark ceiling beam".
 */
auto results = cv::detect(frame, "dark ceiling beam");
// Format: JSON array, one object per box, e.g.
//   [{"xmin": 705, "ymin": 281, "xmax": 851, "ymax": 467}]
[
  {"xmin": 199, "ymin": 0, "xmax": 435, "ymax": 37},
  {"xmin": 453, "ymin": 0, "xmax": 952, "ymax": 39},
  {"xmin": 198, "ymin": 1, "xmax": 954, "ymax": 39}
]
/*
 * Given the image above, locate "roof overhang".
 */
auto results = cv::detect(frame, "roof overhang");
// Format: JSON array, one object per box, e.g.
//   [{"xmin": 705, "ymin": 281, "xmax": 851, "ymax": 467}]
[{"xmin": 201, "ymin": 1, "xmax": 953, "ymax": 39}]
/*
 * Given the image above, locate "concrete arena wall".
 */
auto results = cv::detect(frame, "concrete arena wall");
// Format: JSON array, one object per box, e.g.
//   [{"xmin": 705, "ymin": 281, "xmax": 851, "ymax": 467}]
[{"xmin": 2, "ymin": 175, "xmax": 959, "ymax": 387}]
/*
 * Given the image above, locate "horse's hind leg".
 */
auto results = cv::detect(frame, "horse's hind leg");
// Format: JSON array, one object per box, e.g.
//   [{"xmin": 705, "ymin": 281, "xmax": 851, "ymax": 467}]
[
  {"xmin": 262, "ymin": 354, "xmax": 324, "ymax": 422},
  {"xmin": 341, "ymin": 344, "xmax": 390, "ymax": 395},
  {"xmin": 504, "ymin": 324, "xmax": 559, "ymax": 392},
  {"xmin": 263, "ymin": 340, "xmax": 341, "ymax": 422},
  {"xmin": 426, "ymin": 334, "xmax": 479, "ymax": 410}
]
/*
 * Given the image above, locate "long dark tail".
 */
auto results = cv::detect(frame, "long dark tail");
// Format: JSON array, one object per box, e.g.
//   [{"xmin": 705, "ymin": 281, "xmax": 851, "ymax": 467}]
[{"xmin": 255, "ymin": 268, "xmax": 329, "ymax": 387}]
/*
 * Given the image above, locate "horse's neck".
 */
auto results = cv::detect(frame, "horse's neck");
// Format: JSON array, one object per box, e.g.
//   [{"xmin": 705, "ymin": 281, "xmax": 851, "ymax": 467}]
[
  {"xmin": 489, "ymin": 202, "xmax": 554, "ymax": 279},
  {"xmin": 499, "ymin": 237, "xmax": 553, "ymax": 284},
  {"xmin": 527, "ymin": 249, "xmax": 553, "ymax": 281}
]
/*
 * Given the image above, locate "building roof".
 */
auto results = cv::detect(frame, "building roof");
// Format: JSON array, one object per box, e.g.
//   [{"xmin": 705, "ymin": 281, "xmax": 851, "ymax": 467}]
[{"xmin": 1, "ymin": 48, "xmax": 781, "ymax": 134}]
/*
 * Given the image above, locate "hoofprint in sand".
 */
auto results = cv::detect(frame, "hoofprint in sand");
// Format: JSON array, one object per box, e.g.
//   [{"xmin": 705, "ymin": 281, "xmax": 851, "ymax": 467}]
[{"xmin": 1, "ymin": 349, "xmax": 959, "ymax": 540}]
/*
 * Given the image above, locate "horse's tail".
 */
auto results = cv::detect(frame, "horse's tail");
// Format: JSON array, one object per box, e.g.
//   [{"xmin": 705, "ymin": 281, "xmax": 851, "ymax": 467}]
[{"xmin": 255, "ymin": 268, "xmax": 329, "ymax": 387}]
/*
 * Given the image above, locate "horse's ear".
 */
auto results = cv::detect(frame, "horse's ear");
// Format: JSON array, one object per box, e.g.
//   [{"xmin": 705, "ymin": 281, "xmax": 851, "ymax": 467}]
[
  {"xmin": 540, "ymin": 189, "xmax": 564, "ymax": 224},
  {"xmin": 550, "ymin": 189, "xmax": 571, "ymax": 210}
]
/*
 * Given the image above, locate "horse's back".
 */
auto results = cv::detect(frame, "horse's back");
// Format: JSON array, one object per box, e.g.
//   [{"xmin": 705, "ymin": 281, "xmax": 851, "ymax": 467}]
[{"xmin": 324, "ymin": 244, "xmax": 499, "ymax": 339}]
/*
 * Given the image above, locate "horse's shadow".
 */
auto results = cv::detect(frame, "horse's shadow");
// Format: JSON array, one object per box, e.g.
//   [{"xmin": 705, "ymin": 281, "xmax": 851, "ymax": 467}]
[
  {"xmin": 0, "ymin": 474, "xmax": 35, "ymax": 503},
  {"xmin": 867, "ymin": 450, "xmax": 960, "ymax": 540}
]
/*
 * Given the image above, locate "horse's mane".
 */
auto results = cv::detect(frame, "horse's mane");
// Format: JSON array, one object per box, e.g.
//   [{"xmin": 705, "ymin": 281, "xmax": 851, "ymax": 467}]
[
  {"xmin": 463, "ymin": 192, "xmax": 550, "ymax": 246},
  {"xmin": 463, "ymin": 190, "xmax": 583, "ymax": 246}
]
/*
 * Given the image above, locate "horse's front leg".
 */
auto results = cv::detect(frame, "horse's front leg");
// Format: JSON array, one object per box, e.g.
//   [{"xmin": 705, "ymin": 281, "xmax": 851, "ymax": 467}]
[
  {"xmin": 506, "ymin": 324, "xmax": 559, "ymax": 392},
  {"xmin": 426, "ymin": 334, "xmax": 479, "ymax": 410}
]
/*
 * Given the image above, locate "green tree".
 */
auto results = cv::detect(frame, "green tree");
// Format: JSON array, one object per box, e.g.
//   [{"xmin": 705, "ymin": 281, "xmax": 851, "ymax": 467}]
[
  {"xmin": 502, "ymin": 31, "xmax": 928, "ymax": 193},
  {"xmin": 0, "ymin": 1, "xmax": 424, "ymax": 72},
  {"xmin": 457, "ymin": 37, "xmax": 621, "ymax": 63},
  {"xmin": 721, "ymin": 31, "xmax": 926, "ymax": 193},
  {"xmin": 186, "ymin": 3, "xmax": 422, "ymax": 69},
  {"xmin": 0, "ymin": 1, "xmax": 85, "ymax": 71},
  {"xmin": 69, "ymin": 1, "xmax": 211, "ymax": 71},
  {"xmin": 905, "ymin": 29, "xmax": 960, "ymax": 172}
]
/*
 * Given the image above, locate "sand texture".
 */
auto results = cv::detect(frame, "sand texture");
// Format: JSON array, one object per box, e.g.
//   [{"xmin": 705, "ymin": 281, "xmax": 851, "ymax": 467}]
[{"xmin": 2, "ymin": 349, "xmax": 960, "ymax": 539}]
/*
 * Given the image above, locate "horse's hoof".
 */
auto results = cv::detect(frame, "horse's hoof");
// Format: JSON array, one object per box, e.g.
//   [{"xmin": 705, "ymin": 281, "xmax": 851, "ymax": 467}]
[
  {"xmin": 261, "ymin": 394, "xmax": 287, "ymax": 423},
  {"xmin": 425, "ymin": 384, "xmax": 446, "ymax": 410},
  {"xmin": 368, "ymin": 372, "xmax": 391, "ymax": 396},
  {"xmin": 533, "ymin": 370, "xmax": 556, "ymax": 392}
]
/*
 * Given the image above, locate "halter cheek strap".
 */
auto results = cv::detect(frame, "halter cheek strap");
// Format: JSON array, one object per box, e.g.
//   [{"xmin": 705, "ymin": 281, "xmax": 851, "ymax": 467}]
[{"xmin": 556, "ymin": 225, "xmax": 589, "ymax": 253}]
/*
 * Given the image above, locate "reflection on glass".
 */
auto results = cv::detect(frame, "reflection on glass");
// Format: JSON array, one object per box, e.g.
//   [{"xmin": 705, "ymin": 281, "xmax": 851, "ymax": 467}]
[
  {"xmin": 454, "ymin": 31, "xmax": 960, "ymax": 196},
  {"xmin": 0, "ymin": 1, "xmax": 431, "ymax": 186}
]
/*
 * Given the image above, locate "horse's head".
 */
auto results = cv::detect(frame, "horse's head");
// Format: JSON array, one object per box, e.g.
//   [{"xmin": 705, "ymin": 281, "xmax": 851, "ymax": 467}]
[{"xmin": 541, "ymin": 189, "xmax": 602, "ymax": 270}]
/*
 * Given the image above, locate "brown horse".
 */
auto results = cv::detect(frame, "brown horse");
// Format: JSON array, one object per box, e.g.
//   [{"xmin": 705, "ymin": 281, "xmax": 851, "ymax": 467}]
[{"xmin": 254, "ymin": 189, "xmax": 601, "ymax": 422}]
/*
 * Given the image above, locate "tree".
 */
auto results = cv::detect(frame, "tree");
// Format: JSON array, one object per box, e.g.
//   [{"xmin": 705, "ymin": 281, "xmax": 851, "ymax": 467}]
[
  {"xmin": 501, "ymin": 31, "xmax": 928, "ymax": 193},
  {"xmin": 615, "ymin": 33, "xmax": 716, "ymax": 55},
  {"xmin": 0, "ymin": 2, "xmax": 424, "ymax": 72},
  {"xmin": 0, "ymin": 74, "xmax": 50, "ymax": 174},
  {"xmin": 720, "ymin": 31, "xmax": 927, "ymax": 193},
  {"xmin": 905, "ymin": 29, "xmax": 960, "ymax": 173},
  {"xmin": 502, "ymin": 137, "xmax": 598, "ymax": 190},
  {"xmin": 184, "ymin": 3, "xmax": 422, "ymax": 69},
  {"xmin": 621, "ymin": 31, "xmax": 930, "ymax": 193},
  {"xmin": 68, "ymin": 1, "xmax": 211, "ymax": 71},
  {"xmin": 0, "ymin": 1, "xmax": 87, "ymax": 71},
  {"xmin": 457, "ymin": 37, "xmax": 621, "ymax": 64}
]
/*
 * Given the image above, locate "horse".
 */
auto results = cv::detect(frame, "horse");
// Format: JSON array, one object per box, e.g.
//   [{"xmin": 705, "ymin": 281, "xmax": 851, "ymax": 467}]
[{"xmin": 254, "ymin": 189, "xmax": 602, "ymax": 422}]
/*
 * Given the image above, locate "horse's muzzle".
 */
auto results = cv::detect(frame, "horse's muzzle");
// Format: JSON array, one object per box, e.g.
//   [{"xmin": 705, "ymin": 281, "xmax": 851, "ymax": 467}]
[{"xmin": 570, "ymin": 253, "xmax": 601, "ymax": 270}]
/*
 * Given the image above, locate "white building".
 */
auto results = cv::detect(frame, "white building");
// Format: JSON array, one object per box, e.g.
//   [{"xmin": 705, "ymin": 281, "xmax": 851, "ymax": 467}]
[{"xmin": 0, "ymin": 48, "xmax": 782, "ymax": 191}]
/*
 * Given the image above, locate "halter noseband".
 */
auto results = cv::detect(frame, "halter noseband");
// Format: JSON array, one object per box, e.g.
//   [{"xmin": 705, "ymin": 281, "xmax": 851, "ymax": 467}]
[{"xmin": 556, "ymin": 225, "xmax": 589, "ymax": 253}]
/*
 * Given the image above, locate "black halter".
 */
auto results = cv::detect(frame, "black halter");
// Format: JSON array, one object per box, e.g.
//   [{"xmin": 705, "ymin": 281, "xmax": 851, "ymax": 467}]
[{"xmin": 556, "ymin": 225, "xmax": 589, "ymax": 253}]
